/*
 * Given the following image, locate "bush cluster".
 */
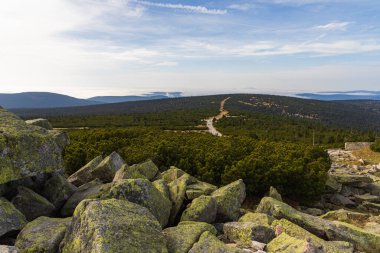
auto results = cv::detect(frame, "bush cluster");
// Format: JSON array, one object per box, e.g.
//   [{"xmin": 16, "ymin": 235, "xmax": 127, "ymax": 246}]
[{"xmin": 64, "ymin": 128, "xmax": 331, "ymax": 200}]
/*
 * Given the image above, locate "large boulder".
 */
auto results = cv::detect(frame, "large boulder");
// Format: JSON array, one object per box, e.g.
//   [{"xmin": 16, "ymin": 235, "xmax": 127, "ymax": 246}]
[
  {"xmin": 90, "ymin": 152, "xmax": 125, "ymax": 183},
  {"xmin": 321, "ymin": 209, "xmax": 370, "ymax": 227},
  {"xmin": 188, "ymin": 231, "xmax": 238, "ymax": 253},
  {"xmin": 330, "ymin": 173, "xmax": 373, "ymax": 186},
  {"xmin": 67, "ymin": 155, "xmax": 103, "ymax": 186},
  {"xmin": 11, "ymin": 186, "xmax": 55, "ymax": 221},
  {"xmin": 238, "ymin": 212, "xmax": 275, "ymax": 226},
  {"xmin": 153, "ymin": 179, "xmax": 170, "ymax": 200},
  {"xmin": 266, "ymin": 232, "xmax": 318, "ymax": 253},
  {"xmin": 161, "ymin": 167, "xmax": 187, "ymax": 184},
  {"xmin": 25, "ymin": 118, "xmax": 52, "ymax": 130},
  {"xmin": 103, "ymin": 178, "xmax": 172, "ymax": 228},
  {"xmin": 211, "ymin": 180, "xmax": 246, "ymax": 221},
  {"xmin": 113, "ymin": 164, "xmax": 147, "ymax": 181},
  {"xmin": 181, "ymin": 195, "xmax": 217, "ymax": 223},
  {"xmin": 15, "ymin": 216, "xmax": 71, "ymax": 253},
  {"xmin": 326, "ymin": 221, "xmax": 380, "ymax": 252},
  {"xmin": 186, "ymin": 181, "xmax": 218, "ymax": 200},
  {"xmin": 223, "ymin": 222, "xmax": 275, "ymax": 246},
  {"xmin": 269, "ymin": 186, "xmax": 282, "ymax": 202},
  {"xmin": 126, "ymin": 159, "xmax": 159, "ymax": 181},
  {"xmin": 0, "ymin": 198, "xmax": 27, "ymax": 237},
  {"xmin": 42, "ymin": 174, "xmax": 77, "ymax": 209},
  {"xmin": 0, "ymin": 109, "xmax": 67, "ymax": 184},
  {"xmin": 60, "ymin": 199, "xmax": 168, "ymax": 253},
  {"xmin": 163, "ymin": 221, "xmax": 217, "ymax": 253},
  {"xmin": 60, "ymin": 179, "xmax": 109, "ymax": 217},
  {"xmin": 271, "ymin": 219, "xmax": 353, "ymax": 253},
  {"xmin": 256, "ymin": 197, "xmax": 335, "ymax": 239}
]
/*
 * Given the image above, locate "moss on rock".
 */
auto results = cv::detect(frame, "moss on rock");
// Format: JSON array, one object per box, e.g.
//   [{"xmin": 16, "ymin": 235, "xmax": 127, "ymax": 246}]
[
  {"xmin": 0, "ymin": 109, "xmax": 67, "ymax": 184},
  {"xmin": 103, "ymin": 178, "xmax": 172, "ymax": 227},
  {"xmin": 238, "ymin": 212, "xmax": 275, "ymax": 226},
  {"xmin": 0, "ymin": 197, "xmax": 27, "ymax": 237},
  {"xmin": 186, "ymin": 181, "xmax": 218, "ymax": 200},
  {"xmin": 223, "ymin": 221, "xmax": 275, "ymax": 246},
  {"xmin": 211, "ymin": 180, "xmax": 246, "ymax": 221},
  {"xmin": 60, "ymin": 199, "xmax": 168, "ymax": 253},
  {"xmin": 11, "ymin": 186, "xmax": 55, "ymax": 221},
  {"xmin": 67, "ymin": 155, "xmax": 103, "ymax": 186},
  {"xmin": 181, "ymin": 195, "xmax": 217, "ymax": 224},
  {"xmin": 163, "ymin": 221, "xmax": 217, "ymax": 253},
  {"xmin": 188, "ymin": 231, "xmax": 238, "ymax": 253},
  {"xmin": 15, "ymin": 216, "xmax": 71, "ymax": 253}
]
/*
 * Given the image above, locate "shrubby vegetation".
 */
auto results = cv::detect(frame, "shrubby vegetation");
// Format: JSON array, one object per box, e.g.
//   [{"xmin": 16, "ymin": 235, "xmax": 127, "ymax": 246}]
[
  {"xmin": 371, "ymin": 139, "xmax": 380, "ymax": 152},
  {"xmin": 64, "ymin": 128, "xmax": 330, "ymax": 200}
]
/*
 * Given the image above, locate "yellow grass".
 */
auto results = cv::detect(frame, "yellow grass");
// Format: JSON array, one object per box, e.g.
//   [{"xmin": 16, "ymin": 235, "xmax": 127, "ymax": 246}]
[{"xmin": 352, "ymin": 147, "xmax": 380, "ymax": 165}]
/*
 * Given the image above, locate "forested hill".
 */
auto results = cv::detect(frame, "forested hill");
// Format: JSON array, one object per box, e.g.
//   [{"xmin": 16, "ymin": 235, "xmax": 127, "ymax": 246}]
[{"xmin": 11, "ymin": 94, "xmax": 380, "ymax": 131}]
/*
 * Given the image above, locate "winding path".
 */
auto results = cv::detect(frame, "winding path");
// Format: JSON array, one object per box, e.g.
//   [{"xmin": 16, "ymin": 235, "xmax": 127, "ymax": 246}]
[{"xmin": 206, "ymin": 97, "xmax": 230, "ymax": 137}]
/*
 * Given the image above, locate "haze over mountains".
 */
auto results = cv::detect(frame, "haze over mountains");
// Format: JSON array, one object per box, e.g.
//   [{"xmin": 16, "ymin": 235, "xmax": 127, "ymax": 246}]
[
  {"xmin": 0, "ymin": 92, "xmax": 182, "ymax": 109},
  {"xmin": 298, "ymin": 90, "xmax": 380, "ymax": 100}
]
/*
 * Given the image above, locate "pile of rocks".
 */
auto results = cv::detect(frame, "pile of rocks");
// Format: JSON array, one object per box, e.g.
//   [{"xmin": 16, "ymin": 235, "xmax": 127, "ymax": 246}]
[
  {"xmin": 1, "ymin": 109, "xmax": 380, "ymax": 252},
  {"xmin": 316, "ymin": 149, "xmax": 380, "ymax": 214}
]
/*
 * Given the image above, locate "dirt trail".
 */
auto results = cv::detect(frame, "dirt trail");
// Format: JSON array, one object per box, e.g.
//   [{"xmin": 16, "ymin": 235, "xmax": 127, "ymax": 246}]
[{"xmin": 206, "ymin": 97, "xmax": 230, "ymax": 137}]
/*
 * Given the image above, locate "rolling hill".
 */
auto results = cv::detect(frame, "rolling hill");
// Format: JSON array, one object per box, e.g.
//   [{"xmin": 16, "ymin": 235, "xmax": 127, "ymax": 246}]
[{"xmin": 11, "ymin": 94, "xmax": 380, "ymax": 132}]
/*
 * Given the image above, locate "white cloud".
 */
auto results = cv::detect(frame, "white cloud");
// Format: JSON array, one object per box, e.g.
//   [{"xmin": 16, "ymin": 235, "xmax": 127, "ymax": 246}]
[
  {"xmin": 228, "ymin": 3, "xmax": 256, "ymax": 11},
  {"xmin": 315, "ymin": 22, "xmax": 351, "ymax": 31},
  {"xmin": 134, "ymin": 0, "xmax": 227, "ymax": 15}
]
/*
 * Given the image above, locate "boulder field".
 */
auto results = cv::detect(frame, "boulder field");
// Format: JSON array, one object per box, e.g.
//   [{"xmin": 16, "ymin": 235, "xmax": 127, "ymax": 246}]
[{"xmin": 0, "ymin": 109, "xmax": 380, "ymax": 252}]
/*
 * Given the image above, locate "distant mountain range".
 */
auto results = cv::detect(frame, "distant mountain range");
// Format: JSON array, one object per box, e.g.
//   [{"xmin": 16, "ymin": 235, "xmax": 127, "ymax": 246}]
[
  {"xmin": 297, "ymin": 90, "xmax": 380, "ymax": 100},
  {"xmin": 0, "ymin": 92, "xmax": 182, "ymax": 109}
]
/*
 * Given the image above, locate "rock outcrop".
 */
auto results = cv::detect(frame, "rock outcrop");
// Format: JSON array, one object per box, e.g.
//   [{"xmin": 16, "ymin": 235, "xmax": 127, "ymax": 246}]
[{"xmin": 0, "ymin": 198, "xmax": 27, "ymax": 237}]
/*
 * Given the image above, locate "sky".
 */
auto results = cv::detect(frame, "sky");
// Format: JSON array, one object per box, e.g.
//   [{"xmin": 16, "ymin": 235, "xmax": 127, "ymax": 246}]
[{"xmin": 1, "ymin": 0, "xmax": 380, "ymax": 98}]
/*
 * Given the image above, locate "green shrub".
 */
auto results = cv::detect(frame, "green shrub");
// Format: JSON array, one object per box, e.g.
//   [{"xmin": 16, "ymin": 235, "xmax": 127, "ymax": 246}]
[{"xmin": 371, "ymin": 139, "xmax": 380, "ymax": 152}]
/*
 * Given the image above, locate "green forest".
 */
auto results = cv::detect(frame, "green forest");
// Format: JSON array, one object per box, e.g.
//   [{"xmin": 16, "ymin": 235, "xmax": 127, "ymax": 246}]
[
  {"xmin": 64, "ymin": 128, "xmax": 330, "ymax": 201},
  {"xmin": 17, "ymin": 94, "xmax": 380, "ymax": 202}
]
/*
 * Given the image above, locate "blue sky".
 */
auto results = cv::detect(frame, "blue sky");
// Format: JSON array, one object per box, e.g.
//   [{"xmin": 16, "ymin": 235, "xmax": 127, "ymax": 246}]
[{"xmin": 1, "ymin": 0, "xmax": 380, "ymax": 97}]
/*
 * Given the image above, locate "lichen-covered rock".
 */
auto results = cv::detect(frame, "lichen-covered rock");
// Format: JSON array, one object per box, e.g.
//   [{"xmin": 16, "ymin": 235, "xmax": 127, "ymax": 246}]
[
  {"xmin": 0, "ymin": 197, "xmax": 27, "ymax": 237},
  {"xmin": 42, "ymin": 174, "xmax": 77, "ymax": 209},
  {"xmin": 223, "ymin": 222, "xmax": 275, "ymax": 246},
  {"xmin": 256, "ymin": 197, "xmax": 336, "ymax": 239},
  {"xmin": 181, "ymin": 195, "xmax": 217, "ymax": 223},
  {"xmin": 0, "ymin": 245, "xmax": 19, "ymax": 253},
  {"xmin": 326, "ymin": 221, "xmax": 380, "ymax": 252},
  {"xmin": 211, "ymin": 180, "xmax": 246, "ymax": 221},
  {"xmin": 67, "ymin": 155, "xmax": 103, "ymax": 186},
  {"xmin": 60, "ymin": 199, "xmax": 168, "ymax": 253},
  {"xmin": 113, "ymin": 164, "xmax": 147, "ymax": 181},
  {"xmin": 269, "ymin": 186, "xmax": 282, "ymax": 202},
  {"xmin": 0, "ymin": 109, "xmax": 67, "ymax": 184},
  {"xmin": 161, "ymin": 166, "xmax": 187, "ymax": 184},
  {"xmin": 11, "ymin": 186, "xmax": 55, "ymax": 221},
  {"xmin": 15, "ymin": 216, "xmax": 71, "ymax": 253},
  {"xmin": 271, "ymin": 219, "xmax": 353, "ymax": 253},
  {"xmin": 103, "ymin": 178, "xmax": 172, "ymax": 227},
  {"xmin": 153, "ymin": 179, "xmax": 170, "ymax": 200},
  {"xmin": 321, "ymin": 209, "xmax": 370, "ymax": 228},
  {"xmin": 186, "ymin": 181, "xmax": 218, "ymax": 200},
  {"xmin": 330, "ymin": 173, "xmax": 373, "ymax": 186},
  {"xmin": 25, "ymin": 118, "xmax": 52, "ymax": 130},
  {"xmin": 329, "ymin": 194, "xmax": 356, "ymax": 208},
  {"xmin": 266, "ymin": 232, "xmax": 318, "ymax": 253},
  {"xmin": 60, "ymin": 179, "xmax": 109, "ymax": 217},
  {"xmin": 163, "ymin": 221, "xmax": 217, "ymax": 253},
  {"xmin": 188, "ymin": 231, "xmax": 238, "ymax": 253},
  {"xmin": 128, "ymin": 159, "xmax": 159, "ymax": 181},
  {"xmin": 168, "ymin": 174, "xmax": 197, "ymax": 225},
  {"xmin": 90, "ymin": 152, "xmax": 125, "ymax": 183},
  {"xmin": 238, "ymin": 212, "xmax": 275, "ymax": 226}
]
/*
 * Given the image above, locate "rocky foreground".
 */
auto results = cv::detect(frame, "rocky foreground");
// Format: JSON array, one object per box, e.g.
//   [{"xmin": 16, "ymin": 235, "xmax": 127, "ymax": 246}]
[{"xmin": 0, "ymin": 108, "xmax": 380, "ymax": 252}]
